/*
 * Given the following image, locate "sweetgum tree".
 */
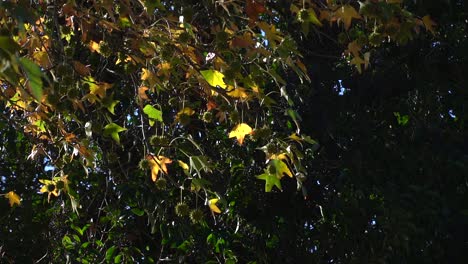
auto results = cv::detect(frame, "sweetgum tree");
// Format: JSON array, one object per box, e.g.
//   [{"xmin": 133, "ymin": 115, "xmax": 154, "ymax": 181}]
[{"xmin": 1, "ymin": 0, "xmax": 466, "ymax": 263}]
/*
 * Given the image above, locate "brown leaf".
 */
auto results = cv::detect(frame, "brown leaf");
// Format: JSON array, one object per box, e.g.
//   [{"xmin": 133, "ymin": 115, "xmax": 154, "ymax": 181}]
[
  {"xmin": 72, "ymin": 61, "xmax": 91, "ymax": 76},
  {"xmin": 246, "ymin": 0, "xmax": 266, "ymax": 24}
]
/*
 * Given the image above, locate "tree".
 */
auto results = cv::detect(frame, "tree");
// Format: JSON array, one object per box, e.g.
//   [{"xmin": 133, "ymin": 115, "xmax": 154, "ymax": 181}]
[{"xmin": 1, "ymin": 0, "xmax": 467, "ymax": 263}]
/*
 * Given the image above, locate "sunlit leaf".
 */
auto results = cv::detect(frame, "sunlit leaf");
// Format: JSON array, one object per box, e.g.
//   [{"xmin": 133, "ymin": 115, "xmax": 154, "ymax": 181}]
[
  {"xmin": 178, "ymin": 160, "xmax": 189, "ymax": 171},
  {"xmin": 200, "ymin": 69, "xmax": 227, "ymax": 88},
  {"xmin": 229, "ymin": 123, "xmax": 253, "ymax": 145},
  {"xmin": 147, "ymin": 155, "xmax": 172, "ymax": 181},
  {"xmin": 208, "ymin": 198, "xmax": 221, "ymax": 214},
  {"xmin": 226, "ymin": 86, "xmax": 249, "ymax": 99},
  {"xmin": 5, "ymin": 191, "xmax": 21, "ymax": 207},
  {"xmin": 143, "ymin": 104, "xmax": 163, "ymax": 126}
]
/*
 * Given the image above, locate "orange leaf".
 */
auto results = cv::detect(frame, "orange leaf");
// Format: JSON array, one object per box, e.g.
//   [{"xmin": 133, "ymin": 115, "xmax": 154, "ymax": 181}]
[
  {"xmin": 138, "ymin": 86, "xmax": 150, "ymax": 101},
  {"xmin": 147, "ymin": 155, "xmax": 172, "ymax": 182},
  {"xmin": 206, "ymin": 100, "xmax": 218, "ymax": 111}
]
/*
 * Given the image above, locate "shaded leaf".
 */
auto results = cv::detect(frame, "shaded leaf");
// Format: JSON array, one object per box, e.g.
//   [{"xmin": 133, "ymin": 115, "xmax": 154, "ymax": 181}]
[
  {"xmin": 189, "ymin": 156, "xmax": 211, "ymax": 176},
  {"xmin": 270, "ymin": 159, "xmax": 293, "ymax": 178},
  {"xmin": 20, "ymin": 58, "xmax": 43, "ymax": 102},
  {"xmin": 335, "ymin": 5, "xmax": 361, "ymax": 30},
  {"xmin": 103, "ymin": 122, "xmax": 127, "ymax": 144},
  {"xmin": 257, "ymin": 172, "xmax": 282, "ymax": 192}
]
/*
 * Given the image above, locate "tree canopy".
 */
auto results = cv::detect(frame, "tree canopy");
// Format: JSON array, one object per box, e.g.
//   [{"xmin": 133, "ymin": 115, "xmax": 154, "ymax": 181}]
[{"xmin": 1, "ymin": 0, "xmax": 467, "ymax": 263}]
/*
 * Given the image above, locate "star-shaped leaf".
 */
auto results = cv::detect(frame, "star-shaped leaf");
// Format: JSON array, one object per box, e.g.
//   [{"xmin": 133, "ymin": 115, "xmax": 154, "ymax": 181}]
[
  {"xmin": 143, "ymin": 104, "xmax": 163, "ymax": 126},
  {"xmin": 103, "ymin": 122, "xmax": 127, "ymax": 144},
  {"xmin": 102, "ymin": 95, "xmax": 119, "ymax": 115},
  {"xmin": 208, "ymin": 198, "xmax": 221, "ymax": 214},
  {"xmin": 229, "ymin": 123, "xmax": 253, "ymax": 145},
  {"xmin": 256, "ymin": 171, "xmax": 282, "ymax": 192},
  {"xmin": 335, "ymin": 5, "xmax": 361, "ymax": 30},
  {"xmin": 422, "ymin": 15, "xmax": 436, "ymax": 34},
  {"xmin": 200, "ymin": 69, "xmax": 227, "ymax": 88},
  {"xmin": 147, "ymin": 155, "xmax": 172, "ymax": 181},
  {"xmin": 270, "ymin": 159, "xmax": 293, "ymax": 178},
  {"xmin": 5, "ymin": 191, "xmax": 21, "ymax": 207},
  {"xmin": 226, "ymin": 86, "xmax": 249, "ymax": 99}
]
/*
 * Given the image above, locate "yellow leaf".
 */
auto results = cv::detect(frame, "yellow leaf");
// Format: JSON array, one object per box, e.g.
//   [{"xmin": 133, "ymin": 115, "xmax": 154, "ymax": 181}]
[
  {"xmin": 157, "ymin": 62, "xmax": 171, "ymax": 77},
  {"xmin": 289, "ymin": 133, "xmax": 302, "ymax": 142},
  {"xmin": 229, "ymin": 123, "xmax": 253, "ymax": 145},
  {"xmin": 200, "ymin": 70, "xmax": 227, "ymax": 88},
  {"xmin": 33, "ymin": 51, "xmax": 52, "ymax": 68},
  {"xmin": 270, "ymin": 153, "xmax": 288, "ymax": 161},
  {"xmin": 422, "ymin": 15, "xmax": 436, "ymax": 34},
  {"xmin": 226, "ymin": 86, "xmax": 249, "ymax": 99},
  {"xmin": 39, "ymin": 179, "xmax": 59, "ymax": 202},
  {"xmin": 5, "ymin": 191, "xmax": 20, "ymax": 207},
  {"xmin": 335, "ymin": 5, "xmax": 361, "ymax": 30},
  {"xmin": 208, "ymin": 198, "xmax": 221, "ymax": 214},
  {"xmin": 141, "ymin": 68, "xmax": 153, "ymax": 81},
  {"xmin": 177, "ymin": 107, "xmax": 195, "ymax": 119},
  {"xmin": 147, "ymin": 155, "xmax": 172, "ymax": 182},
  {"xmin": 89, "ymin": 40, "xmax": 100, "ymax": 52},
  {"xmin": 178, "ymin": 160, "xmax": 189, "ymax": 171},
  {"xmin": 141, "ymin": 68, "xmax": 158, "ymax": 88}
]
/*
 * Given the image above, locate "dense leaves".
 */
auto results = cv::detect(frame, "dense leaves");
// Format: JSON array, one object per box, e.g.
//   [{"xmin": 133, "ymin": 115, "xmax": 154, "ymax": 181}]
[{"xmin": 1, "ymin": 0, "xmax": 467, "ymax": 263}]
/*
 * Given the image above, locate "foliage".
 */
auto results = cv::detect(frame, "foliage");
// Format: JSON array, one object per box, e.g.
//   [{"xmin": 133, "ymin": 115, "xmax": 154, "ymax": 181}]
[{"xmin": 1, "ymin": 0, "xmax": 467, "ymax": 263}]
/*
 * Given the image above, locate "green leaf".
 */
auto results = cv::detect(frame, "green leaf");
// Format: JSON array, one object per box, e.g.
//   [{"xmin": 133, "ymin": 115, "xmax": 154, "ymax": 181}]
[
  {"xmin": 19, "ymin": 58, "xmax": 43, "ymax": 102},
  {"xmin": 143, "ymin": 104, "xmax": 163, "ymax": 126},
  {"xmin": 106, "ymin": 246, "xmax": 117, "ymax": 262},
  {"xmin": 189, "ymin": 156, "xmax": 212, "ymax": 176},
  {"xmin": 0, "ymin": 36, "xmax": 20, "ymax": 54},
  {"xmin": 270, "ymin": 159, "xmax": 293, "ymax": 178},
  {"xmin": 131, "ymin": 208, "xmax": 145, "ymax": 216},
  {"xmin": 62, "ymin": 235, "xmax": 75, "ymax": 249},
  {"xmin": 102, "ymin": 96, "xmax": 120, "ymax": 115},
  {"xmin": 103, "ymin": 122, "xmax": 127, "ymax": 144},
  {"xmin": 200, "ymin": 69, "xmax": 227, "ymax": 88},
  {"xmin": 256, "ymin": 171, "xmax": 282, "ymax": 192}
]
